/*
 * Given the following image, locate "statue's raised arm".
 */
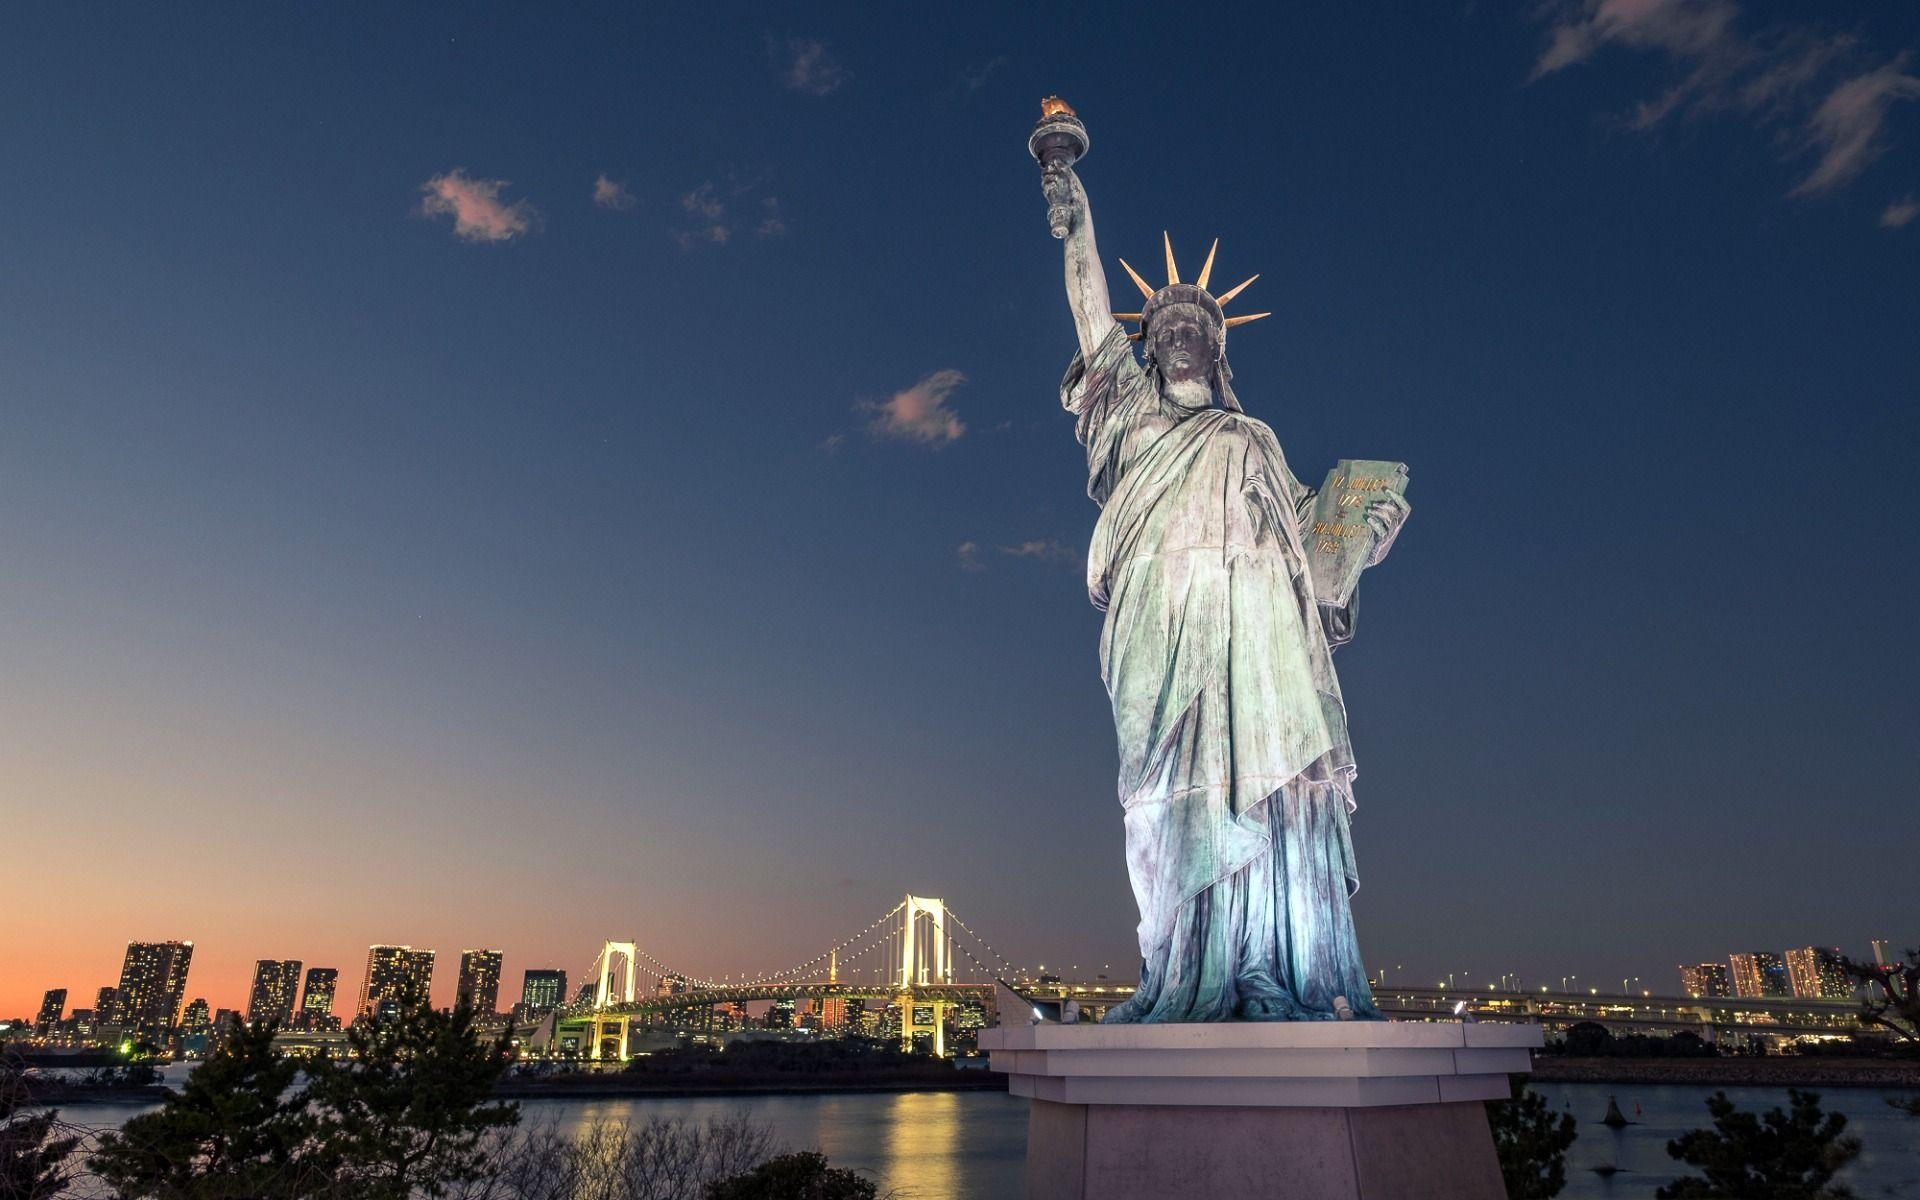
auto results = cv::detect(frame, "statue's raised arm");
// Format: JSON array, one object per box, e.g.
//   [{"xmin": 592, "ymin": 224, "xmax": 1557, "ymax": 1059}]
[{"xmin": 1030, "ymin": 99, "xmax": 1112, "ymax": 361}]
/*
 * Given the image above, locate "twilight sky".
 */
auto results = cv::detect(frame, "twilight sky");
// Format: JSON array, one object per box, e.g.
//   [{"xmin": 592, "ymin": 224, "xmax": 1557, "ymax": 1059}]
[{"xmin": 2, "ymin": 1, "xmax": 1916, "ymax": 1017}]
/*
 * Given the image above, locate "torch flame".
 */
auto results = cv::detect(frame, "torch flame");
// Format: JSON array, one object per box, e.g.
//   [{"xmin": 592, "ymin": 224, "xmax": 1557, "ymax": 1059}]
[{"xmin": 1039, "ymin": 96, "xmax": 1076, "ymax": 119}]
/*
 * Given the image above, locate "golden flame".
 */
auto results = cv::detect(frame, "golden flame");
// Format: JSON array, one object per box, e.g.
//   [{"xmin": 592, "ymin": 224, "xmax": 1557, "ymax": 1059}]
[{"xmin": 1039, "ymin": 96, "xmax": 1076, "ymax": 118}]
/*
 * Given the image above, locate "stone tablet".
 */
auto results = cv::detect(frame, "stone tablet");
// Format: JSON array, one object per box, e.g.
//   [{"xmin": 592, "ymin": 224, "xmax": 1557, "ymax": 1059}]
[{"xmin": 1304, "ymin": 459, "xmax": 1410, "ymax": 609}]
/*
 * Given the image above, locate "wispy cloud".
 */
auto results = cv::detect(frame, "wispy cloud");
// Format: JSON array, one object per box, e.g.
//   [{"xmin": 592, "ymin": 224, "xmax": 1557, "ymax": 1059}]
[
  {"xmin": 859, "ymin": 370, "xmax": 967, "ymax": 446},
  {"xmin": 955, "ymin": 537, "xmax": 1080, "ymax": 572},
  {"xmin": 1529, "ymin": 1, "xmax": 1919, "ymax": 199},
  {"xmin": 417, "ymin": 169, "xmax": 538, "ymax": 243},
  {"xmin": 1882, "ymin": 195, "xmax": 1920, "ymax": 228},
  {"xmin": 772, "ymin": 36, "xmax": 848, "ymax": 96},
  {"xmin": 998, "ymin": 539, "xmax": 1077, "ymax": 563},
  {"xmin": 1789, "ymin": 55, "xmax": 1920, "ymax": 197},
  {"xmin": 592, "ymin": 174, "xmax": 636, "ymax": 211},
  {"xmin": 673, "ymin": 179, "xmax": 786, "ymax": 249},
  {"xmin": 958, "ymin": 56, "xmax": 1009, "ymax": 97}
]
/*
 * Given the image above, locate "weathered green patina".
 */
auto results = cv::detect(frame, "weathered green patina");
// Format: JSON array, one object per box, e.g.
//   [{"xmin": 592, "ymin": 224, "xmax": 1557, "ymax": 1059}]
[{"xmin": 1037, "ymin": 105, "xmax": 1409, "ymax": 1023}]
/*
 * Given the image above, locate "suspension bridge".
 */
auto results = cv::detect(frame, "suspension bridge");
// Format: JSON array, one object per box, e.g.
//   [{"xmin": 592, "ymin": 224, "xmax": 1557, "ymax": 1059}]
[{"xmin": 524, "ymin": 895, "xmax": 1027, "ymax": 1060}]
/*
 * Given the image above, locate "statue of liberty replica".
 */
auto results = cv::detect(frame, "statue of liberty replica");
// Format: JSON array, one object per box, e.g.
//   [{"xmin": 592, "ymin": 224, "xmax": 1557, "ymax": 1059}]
[{"xmin": 1033, "ymin": 100, "xmax": 1411, "ymax": 1025}]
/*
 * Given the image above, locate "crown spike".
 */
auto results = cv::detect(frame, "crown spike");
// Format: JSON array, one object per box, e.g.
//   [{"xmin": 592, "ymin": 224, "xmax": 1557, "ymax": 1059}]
[
  {"xmin": 1111, "ymin": 312, "xmax": 1143, "ymax": 322},
  {"xmin": 1116, "ymin": 258, "xmax": 1155, "ymax": 300},
  {"xmin": 1222, "ymin": 312, "xmax": 1271, "ymax": 328},
  {"xmin": 1195, "ymin": 239, "xmax": 1219, "ymax": 290},
  {"xmin": 1126, "ymin": 331, "xmax": 1144, "ymax": 341},
  {"xmin": 1215, "ymin": 274, "xmax": 1259, "ymax": 306},
  {"xmin": 1162, "ymin": 232, "xmax": 1180, "ymax": 286}
]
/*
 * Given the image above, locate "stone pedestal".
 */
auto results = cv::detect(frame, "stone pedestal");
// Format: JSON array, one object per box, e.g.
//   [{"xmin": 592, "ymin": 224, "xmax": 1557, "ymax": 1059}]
[{"xmin": 979, "ymin": 1020, "xmax": 1543, "ymax": 1200}]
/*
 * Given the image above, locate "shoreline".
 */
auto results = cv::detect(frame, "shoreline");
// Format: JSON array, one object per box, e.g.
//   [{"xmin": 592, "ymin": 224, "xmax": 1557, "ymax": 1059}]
[
  {"xmin": 1530, "ymin": 1057, "xmax": 1920, "ymax": 1090},
  {"xmin": 495, "ymin": 1073, "xmax": 1009, "ymax": 1101}
]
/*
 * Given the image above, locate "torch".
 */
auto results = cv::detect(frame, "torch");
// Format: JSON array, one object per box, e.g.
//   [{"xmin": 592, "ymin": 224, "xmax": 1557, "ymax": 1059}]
[{"xmin": 1028, "ymin": 96, "xmax": 1089, "ymax": 240}]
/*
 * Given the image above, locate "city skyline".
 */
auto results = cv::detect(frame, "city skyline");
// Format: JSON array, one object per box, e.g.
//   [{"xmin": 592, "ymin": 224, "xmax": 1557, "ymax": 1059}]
[
  {"xmin": 9, "ymin": 925, "xmax": 1904, "ymax": 1021},
  {"xmin": 2, "ymin": 4, "xmax": 1916, "ymax": 1015}
]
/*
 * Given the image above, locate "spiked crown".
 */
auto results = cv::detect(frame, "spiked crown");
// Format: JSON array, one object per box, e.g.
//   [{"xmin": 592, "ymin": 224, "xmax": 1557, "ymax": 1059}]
[{"xmin": 1111, "ymin": 234, "xmax": 1269, "ymax": 343}]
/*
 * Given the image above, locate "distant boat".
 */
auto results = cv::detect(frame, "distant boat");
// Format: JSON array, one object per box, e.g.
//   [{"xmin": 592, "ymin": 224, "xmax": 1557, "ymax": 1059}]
[{"xmin": 1602, "ymin": 1097, "xmax": 1630, "ymax": 1128}]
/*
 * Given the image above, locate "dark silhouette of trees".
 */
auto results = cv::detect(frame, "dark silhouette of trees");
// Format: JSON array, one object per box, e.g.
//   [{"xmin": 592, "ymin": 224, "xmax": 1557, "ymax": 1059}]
[
  {"xmin": 1655, "ymin": 1089, "xmax": 1860, "ymax": 1199},
  {"xmin": 1841, "ymin": 947, "xmax": 1919, "ymax": 1045},
  {"xmin": 703, "ymin": 1152, "xmax": 876, "ymax": 1200},
  {"xmin": 302, "ymin": 1004, "xmax": 519, "ymax": 1200},
  {"xmin": 1, "ymin": 1055, "xmax": 78, "ymax": 1199},
  {"xmin": 89, "ymin": 1021, "xmax": 322, "ymax": 1198},
  {"xmin": 1487, "ymin": 1076, "xmax": 1576, "ymax": 1199}
]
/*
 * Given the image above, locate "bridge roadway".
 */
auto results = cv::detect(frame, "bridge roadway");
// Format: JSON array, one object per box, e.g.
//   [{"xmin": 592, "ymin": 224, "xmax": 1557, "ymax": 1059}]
[{"xmin": 556, "ymin": 980, "xmax": 1863, "ymax": 1041}]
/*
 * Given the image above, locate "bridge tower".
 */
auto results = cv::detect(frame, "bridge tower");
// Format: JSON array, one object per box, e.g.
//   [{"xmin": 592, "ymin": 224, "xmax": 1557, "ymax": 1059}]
[
  {"xmin": 897, "ymin": 895, "xmax": 952, "ymax": 1055},
  {"xmin": 589, "ymin": 940, "xmax": 638, "ymax": 1062}
]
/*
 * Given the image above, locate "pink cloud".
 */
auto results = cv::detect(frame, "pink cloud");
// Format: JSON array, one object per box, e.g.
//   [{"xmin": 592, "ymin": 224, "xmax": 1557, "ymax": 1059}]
[
  {"xmin": 418, "ymin": 169, "xmax": 538, "ymax": 243},
  {"xmin": 593, "ymin": 174, "xmax": 636, "ymax": 211},
  {"xmin": 777, "ymin": 37, "xmax": 848, "ymax": 96},
  {"xmin": 1789, "ymin": 56, "xmax": 1920, "ymax": 197},
  {"xmin": 859, "ymin": 370, "xmax": 966, "ymax": 446},
  {"xmin": 1880, "ymin": 196, "xmax": 1919, "ymax": 229},
  {"xmin": 1530, "ymin": 3, "xmax": 1918, "ymax": 199}
]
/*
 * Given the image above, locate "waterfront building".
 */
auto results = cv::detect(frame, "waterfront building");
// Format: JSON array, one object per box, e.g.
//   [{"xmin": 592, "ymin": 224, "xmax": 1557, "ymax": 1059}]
[
  {"xmin": 1872, "ymin": 939, "xmax": 1892, "ymax": 967},
  {"xmin": 94, "ymin": 986, "xmax": 122, "ymax": 1025},
  {"xmin": 1785, "ymin": 946, "xmax": 1852, "ymax": 1000},
  {"xmin": 300, "ymin": 967, "xmax": 339, "ymax": 1027},
  {"xmin": 116, "ymin": 940, "xmax": 195, "ymax": 1032},
  {"xmin": 357, "ymin": 945, "xmax": 435, "ymax": 1019},
  {"xmin": 1678, "ymin": 962, "xmax": 1732, "ymax": 998},
  {"xmin": 180, "ymin": 998, "xmax": 210, "ymax": 1031},
  {"xmin": 35, "ymin": 988, "xmax": 66, "ymax": 1035},
  {"xmin": 518, "ymin": 969, "xmax": 567, "ymax": 1017},
  {"xmin": 767, "ymin": 998, "xmax": 796, "ymax": 1029},
  {"xmin": 656, "ymin": 973, "xmax": 689, "ymax": 998},
  {"xmin": 1729, "ymin": 951, "xmax": 1792, "ymax": 998},
  {"xmin": 247, "ymin": 959, "xmax": 303, "ymax": 1025},
  {"xmin": 456, "ymin": 950, "xmax": 504, "ymax": 1015}
]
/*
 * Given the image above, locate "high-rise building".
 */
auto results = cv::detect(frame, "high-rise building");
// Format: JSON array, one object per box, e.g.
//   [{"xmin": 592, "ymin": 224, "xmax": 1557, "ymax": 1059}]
[
  {"xmin": 518, "ymin": 969, "xmax": 567, "ymax": 1017},
  {"xmin": 247, "ymin": 959, "xmax": 304, "ymax": 1025},
  {"xmin": 180, "ymin": 998, "xmax": 211, "ymax": 1032},
  {"xmin": 302, "ymin": 967, "xmax": 339, "ymax": 1015},
  {"xmin": 1728, "ymin": 951, "xmax": 1791, "ymax": 998},
  {"xmin": 357, "ymin": 946, "xmax": 435, "ymax": 1020},
  {"xmin": 1872, "ymin": 939, "xmax": 1892, "ymax": 967},
  {"xmin": 456, "ymin": 950, "xmax": 504, "ymax": 1015},
  {"xmin": 35, "ymin": 988, "xmax": 67, "ymax": 1035},
  {"xmin": 116, "ymin": 941, "xmax": 195, "ymax": 1032},
  {"xmin": 1784, "ymin": 947, "xmax": 1852, "ymax": 1000},
  {"xmin": 95, "ymin": 986, "xmax": 123, "ymax": 1025},
  {"xmin": 1678, "ymin": 963, "xmax": 1731, "ymax": 999}
]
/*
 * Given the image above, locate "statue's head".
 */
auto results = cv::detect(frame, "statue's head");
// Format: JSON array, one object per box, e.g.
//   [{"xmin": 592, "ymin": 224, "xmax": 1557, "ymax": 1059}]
[
  {"xmin": 1115, "ymin": 237, "xmax": 1268, "ymax": 413},
  {"xmin": 1142, "ymin": 297, "xmax": 1223, "ymax": 390}
]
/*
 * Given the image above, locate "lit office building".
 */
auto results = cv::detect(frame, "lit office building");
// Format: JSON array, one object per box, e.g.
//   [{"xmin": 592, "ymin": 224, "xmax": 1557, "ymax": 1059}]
[
  {"xmin": 519, "ymin": 969, "xmax": 567, "ymax": 1017},
  {"xmin": 301, "ymin": 968, "xmax": 340, "ymax": 1023},
  {"xmin": 1785, "ymin": 947, "xmax": 1852, "ymax": 1000},
  {"xmin": 94, "ymin": 987, "xmax": 122, "ymax": 1025},
  {"xmin": 1728, "ymin": 951, "xmax": 1792, "ymax": 998},
  {"xmin": 1678, "ymin": 962, "xmax": 1731, "ymax": 998},
  {"xmin": 247, "ymin": 959, "xmax": 304, "ymax": 1025},
  {"xmin": 116, "ymin": 941, "xmax": 195, "ymax": 1032},
  {"xmin": 357, "ymin": 946, "xmax": 435, "ymax": 1020},
  {"xmin": 456, "ymin": 950, "xmax": 504, "ymax": 1015},
  {"xmin": 180, "ymin": 998, "xmax": 211, "ymax": 1032},
  {"xmin": 35, "ymin": 989, "xmax": 67, "ymax": 1035}
]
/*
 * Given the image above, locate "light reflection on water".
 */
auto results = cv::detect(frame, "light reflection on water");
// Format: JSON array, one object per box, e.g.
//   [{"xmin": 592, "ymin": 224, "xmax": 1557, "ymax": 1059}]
[
  {"xmin": 53, "ymin": 1078, "xmax": 1920, "ymax": 1199},
  {"xmin": 517, "ymin": 1089, "xmax": 1027, "ymax": 1200}
]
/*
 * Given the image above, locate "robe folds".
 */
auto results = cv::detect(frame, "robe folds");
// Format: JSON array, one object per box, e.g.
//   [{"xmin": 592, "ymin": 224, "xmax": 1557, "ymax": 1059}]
[{"xmin": 1063, "ymin": 322, "xmax": 1379, "ymax": 1022}]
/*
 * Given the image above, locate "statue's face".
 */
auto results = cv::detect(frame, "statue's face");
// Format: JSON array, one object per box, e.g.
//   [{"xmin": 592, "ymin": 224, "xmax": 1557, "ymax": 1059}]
[{"xmin": 1148, "ymin": 310, "xmax": 1217, "ymax": 388}]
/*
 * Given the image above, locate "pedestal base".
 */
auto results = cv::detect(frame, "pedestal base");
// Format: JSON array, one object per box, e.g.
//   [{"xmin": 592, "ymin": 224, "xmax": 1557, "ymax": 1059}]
[{"xmin": 980, "ymin": 1021, "xmax": 1542, "ymax": 1200}]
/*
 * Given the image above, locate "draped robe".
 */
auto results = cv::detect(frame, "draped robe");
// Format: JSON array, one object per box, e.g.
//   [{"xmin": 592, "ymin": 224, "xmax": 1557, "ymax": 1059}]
[{"xmin": 1064, "ymin": 323, "xmax": 1380, "ymax": 1022}]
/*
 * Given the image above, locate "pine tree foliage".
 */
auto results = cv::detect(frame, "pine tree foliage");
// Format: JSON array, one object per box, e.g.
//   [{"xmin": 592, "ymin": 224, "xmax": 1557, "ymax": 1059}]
[
  {"xmin": 1, "ymin": 1056, "xmax": 78, "ymax": 1200},
  {"xmin": 1655, "ymin": 1089, "xmax": 1860, "ymax": 1200},
  {"xmin": 1486, "ymin": 1075, "xmax": 1576, "ymax": 1199}
]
